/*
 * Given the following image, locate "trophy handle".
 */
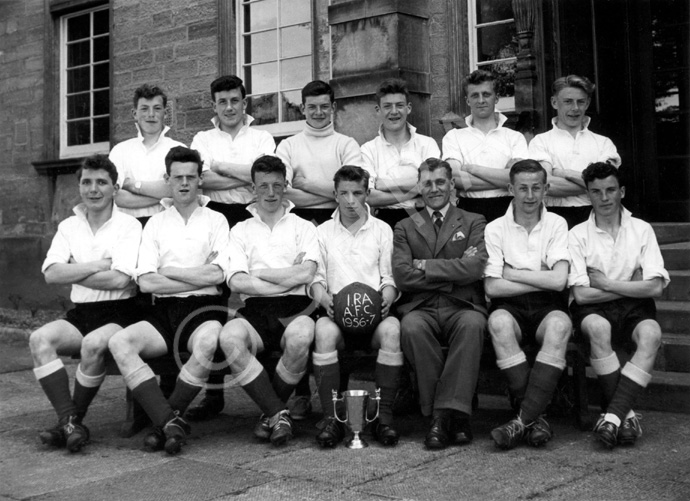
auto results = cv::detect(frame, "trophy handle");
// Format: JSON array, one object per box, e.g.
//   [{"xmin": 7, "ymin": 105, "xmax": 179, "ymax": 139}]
[
  {"xmin": 365, "ymin": 388, "xmax": 381, "ymax": 424},
  {"xmin": 332, "ymin": 389, "xmax": 347, "ymax": 424}
]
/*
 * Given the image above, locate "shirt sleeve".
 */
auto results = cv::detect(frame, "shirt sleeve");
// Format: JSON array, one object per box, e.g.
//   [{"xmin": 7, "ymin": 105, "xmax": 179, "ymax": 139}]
[
  {"xmin": 41, "ymin": 221, "xmax": 73, "ymax": 273},
  {"xmin": 528, "ymin": 134, "xmax": 552, "ymax": 165},
  {"xmin": 207, "ymin": 214, "xmax": 231, "ymax": 282},
  {"xmin": 378, "ymin": 224, "xmax": 396, "ymax": 291},
  {"xmin": 110, "ymin": 216, "xmax": 143, "ymax": 279},
  {"xmin": 567, "ymin": 228, "xmax": 590, "ymax": 287},
  {"xmin": 257, "ymin": 131, "xmax": 277, "ymax": 157},
  {"xmin": 511, "ymin": 131, "xmax": 529, "ymax": 160},
  {"xmin": 482, "ymin": 222, "xmax": 505, "ymax": 279},
  {"xmin": 545, "ymin": 216, "xmax": 571, "ymax": 269},
  {"xmin": 441, "ymin": 129, "xmax": 463, "ymax": 163},
  {"xmin": 341, "ymin": 137, "xmax": 363, "ymax": 168},
  {"xmin": 309, "ymin": 225, "xmax": 329, "ymax": 294},
  {"xmin": 640, "ymin": 224, "xmax": 671, "ymax": 287},
  {"xmin": 276, "ymin": 139, "xmax": 294, "ymax": 184},
  {"xmin": 298, "ymin": 219, "xmax": 321, "ymax": 265},
  {"xmin": 360, "ymin": 140, "xmax": 378, "ymax": 188},
  {"xmin": 135, "ymin": 218, "xmax": 161, "ymax": 279},
  {"xmin": 190, "ymin": 132, "xmax": 212, "ymax": 172},
  {"xmin": 108, "ymin": 143, "xmax": 130, "ymax": 182},
  {"xmin": 226, "ymin": 225, "xmax": 250, "ymax": 283},
  {"xmin": 424, "ymin": 136, "xmax": 441, "ymax": 159},
  {"xmin": 600, "ymin": 137, "xmax": 622, "ymax": 168}
]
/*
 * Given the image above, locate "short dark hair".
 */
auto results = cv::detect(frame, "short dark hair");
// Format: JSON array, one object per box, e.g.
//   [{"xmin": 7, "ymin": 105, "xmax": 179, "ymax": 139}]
[
  {"xmin": 552, "ymin": 75, "xmax": 595, "ymax": 98},
  {"xmin": 301, "ymin": 80, "xmax": 334, "ymax": 104},
  {"xmin": 133, "ymin": 84, "xmax": 167, "ymax": 108},
  {"xmin": 582, "ymin": 161, "xmax": 622, "ymax": 188},
  {"xmin": 418, "ymin": 158, "xmax": 452, "ymax": 181},
  {"xmin": 164, "ymin": 146, "xmax": 203, "ymax": 175},
  {"xmin": 77, "ymin": 154, "xmax": 118, "ymax": 184},
  {"xmin": 210, "ymin": 75, "xmax": 246, "ymax": 100},
  {"xmin": 463, "ymin": 69, "xmax": 497, "ymax": 94},
  {"xmin": 333, "ymin": 165, "xmax": 370, "ymax": 190},
  {"xmin": 251, "ymin": 155, "xmax": 286, "ymax": 182},
  {"xmin": 509, "ymin": 159, "xmax": 547, "ymax": 184},
  {"xmin": 376, "ymin": 78, "xmax": 409, "ymax": 104}
]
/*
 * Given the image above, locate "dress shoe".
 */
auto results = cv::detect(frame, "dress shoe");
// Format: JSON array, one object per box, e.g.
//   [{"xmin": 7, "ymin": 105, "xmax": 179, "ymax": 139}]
[
  {"xmin": 424, "ymin": 415, "xmax": 451, "ymax": 450},
  {"xmin": 373, "ymin": 421, "xmax": 400, "ymax": 446},
  {"xmin": 593, "ymin": 414, "xmax": 618, "ymax": 449},
  {"xmin": 451, "ymin": 417, "xmax": 473, "ymax": 445}
]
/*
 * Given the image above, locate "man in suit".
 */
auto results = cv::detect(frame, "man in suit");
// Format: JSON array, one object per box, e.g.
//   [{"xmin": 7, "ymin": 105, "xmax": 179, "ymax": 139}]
[{"xmin": 393, "ymin": 158, "xmax": 488, "ymax": 450}]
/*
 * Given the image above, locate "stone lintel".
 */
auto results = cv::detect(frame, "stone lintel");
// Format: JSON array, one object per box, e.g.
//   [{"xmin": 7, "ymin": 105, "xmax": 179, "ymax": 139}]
[
  {"xmin": 331, "ymin": 69, "xmax": 430, "ymax": 100},
  {"xmin": 32, "ymin": 158, "xmax": 83, "ymax": 176},
  {"xmin": 328, "ymin": 0, "xmax": 429, "ymax": 25}
]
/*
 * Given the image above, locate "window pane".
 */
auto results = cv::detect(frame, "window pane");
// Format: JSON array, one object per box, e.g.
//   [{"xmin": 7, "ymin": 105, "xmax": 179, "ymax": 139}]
[
  {"xmin": 67, "ymin": 41, "xmax": 90, "ymax": 68},
  {"xmin": 67, "ymin": 120, "xmax": 90, "ymax": 146},
  {"xmin": 67, "ymin": 67, "xmax": 90, "ymax": 93},
  {"xmin": 246, "ymin": 62, "xmax": 278, "ymax": 95},
  {"xmin": 478, "ymin": 60, "xmax": 516, "ymax": 99},
  {"xmin": 93, "ymin": 9, "xmax": 109, "ymax": 36},
  {"xmin": 281, "ymin": 90, "xmax": 302, "ymax": 122},
  {"xmin": 93, "ymin": 116, "xmax": 109, "ymax": 143},
  {"xmin": 475, "ymin": 0, "xmax": 513, "ymax": 25},
  {"xmin": 245, "ymin": 31, "xmax": 277, "ymax": 63},
  {"xmin": 244, "ymin": 0, "xmax": 276, "ymax": 32},
  {"xmin": 94, "ymin": 89, "xmax": 109, "ymax": 116},
  {"xmin": 280, "ymin": 24, "xmax": 311, "ymax": 58},
  {"xmin": 67, "ymin": 93, "xmax": 90, "ymax": 119},
  {"xmin": 94, "ymin": 35, "xmax": 109, "ymax": 62},
  {"xmin": 281, "ymin": 56, "xmax": 311, "ymax": 90},
  {"xmin": 280, "ymin": 0, "xmax": 310, "ymax": 26},
  {"xmin": 247, "ymin": 93, "xmax": 278, "ymax": 125},
  {"xmin": 67, "ymin": 13, "xmax": 90, "ymax": 41},
  {"xmin": 476, "ymin": 23, "xmax": 517, "ymax": 63},
  {"xmin": 93, "ymin": 62, "xmax": 109, "ymax": 89}
]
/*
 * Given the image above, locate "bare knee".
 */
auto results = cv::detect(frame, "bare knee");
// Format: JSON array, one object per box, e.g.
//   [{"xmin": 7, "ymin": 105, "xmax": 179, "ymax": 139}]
[
  {"xmin": 29, "ymin": 328, "xmax": 57, "ymax": 361},
  {"xmin": 80, "ymin": 333, "xmax": 109, "ymax": 362},
  {"xmin": 541, "ymin": 312, "xmax": 572, "ymax": 353},
  {"xmin": 284, "ymin": 316, "xmax": 314, "ymax": 354},
  {"xmin": 374, "ymin": 319, "xmax": 401, "ymax": 352},
  {"xmin": 107, "ymin": 330, "xmax": 134, "ymax": 362},
  {"xmin": 314, "ymin": 318, "xmax": 341, "ymax": 352},
  {"xmin": 580, "ymin": 314, "xmax": 612, "ymax": 354},
  {"xmin": 634, "ymin": 321, "xmax": 662, "ymax": 355},
  {"xmin": 488, "ymin": 310, "xmax": 517, "ymax": 346},
  {"xmin": 191, "ymin": 325, "xmax": 221, "ymax": 360}
]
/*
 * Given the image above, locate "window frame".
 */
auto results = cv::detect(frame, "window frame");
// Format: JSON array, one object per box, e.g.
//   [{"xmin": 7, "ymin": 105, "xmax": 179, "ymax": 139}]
[
  {"xmin": 59, "ymin": 5, "xmax": 110, "ymax": 159},
  {"xmin": 236, "ymin": 0, "xmax": 313, "ymax": 137},
  {"xmin": 467, "ymin": 0, "xmax": 517, "ymax": 113}
]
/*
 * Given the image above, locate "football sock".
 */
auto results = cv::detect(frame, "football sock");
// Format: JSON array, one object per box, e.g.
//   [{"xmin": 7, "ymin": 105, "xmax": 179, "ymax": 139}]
[
  {"xmin": 590, "ymin": 352, "xmax": 621, "ymax": 409},
  {"xmin": 130, "ymin": 377, "xmax": 176, "ymax": 427},
  {"xmin": 238, "ymin": 359, "xmax": 284, "ymax": 418},
  {"xmin": 272, "ymin": 358, "xmax": 305, "ymax": 403},
  {"xmin": 313, "ymin": 351, "xmax": 339, "ymax": 419},
  {"xmin": 520, "ymin": 352, "xmax": 566, "ymax": 424},
  {"xmin": 34, "ymin": 359, "xmax": 76, "ymax": 420},
  {"xmin": 167, "ymin": 367, "xmax": 205, "ymax": 414},
  {"xmin": 72, "ymin": 364, "xmax": 105, "ymax": 420},
  {"xmin": 497, "ymin": 351, "xmax": 530, "ymax": 405},
  {"xmin": 606, "ymin": 362, "xmax": 651, "ymax": 424},
  {"xmin": 375, "ymin": 350, "xmax": 404, "ymax": 426}
]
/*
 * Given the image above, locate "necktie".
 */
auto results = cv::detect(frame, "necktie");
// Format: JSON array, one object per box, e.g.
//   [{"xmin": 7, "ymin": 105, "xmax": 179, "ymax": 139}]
[{"xmin": 433, "ymin": 211, "xmax": 443, "ymax": 232}]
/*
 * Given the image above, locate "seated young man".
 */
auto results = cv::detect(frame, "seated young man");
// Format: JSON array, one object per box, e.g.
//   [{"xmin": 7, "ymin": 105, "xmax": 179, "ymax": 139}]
[
  {"xmin": 108, "ymin": 146, "xmax": 230, "ymax": 455},
  {"xmin": 483, "ymin": 160, "xmax": 572, "ymax": 450},
  {"xmin": 310, "ymin": 165, "xmax": 403, "ymax": 448},
  {"xmin": 568, "ymin": 162, "xmax": 669, "ymax": 449},
  {"xmin": 29, "ymin": 155, "xmax": 142, "ymax": 452},
  {"xmin": 218, "ymin": 155, "xmax": 319, "ymax": 447}
]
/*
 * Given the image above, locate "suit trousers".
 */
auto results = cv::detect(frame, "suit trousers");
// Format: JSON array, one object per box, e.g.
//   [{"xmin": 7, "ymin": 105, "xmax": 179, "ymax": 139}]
[{"xmin": 401, "ymin": 295, "xmax": 485, "ymax": 416}]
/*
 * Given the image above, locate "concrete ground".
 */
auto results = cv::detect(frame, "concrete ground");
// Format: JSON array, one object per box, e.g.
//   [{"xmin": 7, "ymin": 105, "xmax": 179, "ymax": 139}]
[{"xmin": 1, "ymin": 337, "xmax": 689, "ymax": 501}]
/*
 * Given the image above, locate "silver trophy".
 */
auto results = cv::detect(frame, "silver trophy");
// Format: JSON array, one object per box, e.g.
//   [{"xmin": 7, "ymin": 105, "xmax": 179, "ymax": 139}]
[{"xmin": 332, "ymin": 388, "xmax": 380, "ymax": 449}]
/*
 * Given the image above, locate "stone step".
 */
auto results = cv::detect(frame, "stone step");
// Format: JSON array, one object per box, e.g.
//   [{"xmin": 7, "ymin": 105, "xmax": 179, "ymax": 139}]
[
  {"xmin": 662, "ymin": 270, "xmax": 690, "ymax": 302},
  {"xmin": 657, "ymin": 301, "xmax": 690, "ymax": 334},
  {"xmin": 661, "ymin": 241, "xmax": 690, "ymax": 270},
  {"xmin": 652, "ymin": 222, "xmax": 690, "ymax": 245},
  {"xmin": 656, "ymin": 333, "xmax": 690, "ymax": 373}
]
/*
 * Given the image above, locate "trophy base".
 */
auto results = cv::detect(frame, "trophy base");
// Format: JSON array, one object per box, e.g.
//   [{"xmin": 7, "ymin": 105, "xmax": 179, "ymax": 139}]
[{"xmin": 346, "ymin": 432, "xmax": 368, "ymax": 449}]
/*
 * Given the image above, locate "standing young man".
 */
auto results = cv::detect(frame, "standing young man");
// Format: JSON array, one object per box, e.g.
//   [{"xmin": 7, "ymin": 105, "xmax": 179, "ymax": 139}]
[
  {"xmin": 278, "ymin": 79, "xmax": 363, "ymax": 226},
  {"xmin": 483, "ymin": 160, "xmax": 572, "ymax": 450},
  {"xmin": 361, "ymin": 78, "xmax": 440, "ymax": 228},
  {"xmin": 187, "ymin": 75, "xmax": 276, "ymax": 421},
  {"xmin": 393, "ymin": 158, "xmax": 488, "ymax": 450},
  {"xmin": 109, "ymin": 84, "xmax": 185, "ymax": 222},
  {"xmin": 569, "ymin": 162, "xmax": 669, "ymax": 449},
  {"xmin": 310, "ymin": 165, "xmax": 403, "ymax": 448},
  {"xmin": 108, "ymin": 147, "xmax": 230, "ymax": 455},
  {"xmin": 29, "ymin": 155, "xmax": 142, "ymax": 452},
  {"xmin": 529, "ymin": 75, "xmax": 621, "ymax": 228},
  {"xmin": 442, "ymin": 70, "xmax": 529, "ymax": 223},
  {"xmin": 219, "ymin": 155, "xmax": 319, "ymax": 447}
]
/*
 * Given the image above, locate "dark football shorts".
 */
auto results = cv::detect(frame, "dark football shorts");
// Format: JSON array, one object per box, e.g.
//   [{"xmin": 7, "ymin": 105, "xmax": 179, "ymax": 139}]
[
  {"xmin": 144, "ymin": 295, "xmax": 228, "ymax": 352},
  {"xmin": 570, "ymin": 297, "xmax": 657, "ymax": 347},
  {"xmin": 238, "ymin": 295, "xmax": 314, "ymax": 352},
  {"xmin": 65, "ymin": 297, "xmax": 141, "ymax": 335},
  {"xmin": 489, "ymin": 291, "xmax": 569, "ymax": 346}
]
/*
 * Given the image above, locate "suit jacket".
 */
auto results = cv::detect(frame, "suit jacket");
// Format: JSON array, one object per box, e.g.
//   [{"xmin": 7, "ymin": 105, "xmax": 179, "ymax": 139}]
[{"xmin": 392, "ymin": 204, "xmax": 488, "ymax": 317}]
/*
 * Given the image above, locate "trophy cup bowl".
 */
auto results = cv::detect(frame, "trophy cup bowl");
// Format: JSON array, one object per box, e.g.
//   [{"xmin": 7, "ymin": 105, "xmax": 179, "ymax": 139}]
[{"xmin": 332, "ymin": 389, "xmax": 380, "ymax": 449}]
